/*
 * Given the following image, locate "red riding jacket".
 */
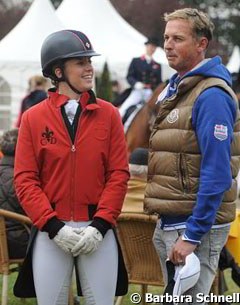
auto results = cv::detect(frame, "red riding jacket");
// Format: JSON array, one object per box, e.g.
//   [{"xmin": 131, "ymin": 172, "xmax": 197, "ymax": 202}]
[{"xmin": 14, "ymin": 90, "xmax": 129, "ymax": 229}]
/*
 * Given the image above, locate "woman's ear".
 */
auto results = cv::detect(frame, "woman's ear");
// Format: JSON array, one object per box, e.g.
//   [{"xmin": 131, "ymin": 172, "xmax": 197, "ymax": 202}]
[{"xmin": 54, "ymin": 67, "xmax": 63, "ymax": 79}]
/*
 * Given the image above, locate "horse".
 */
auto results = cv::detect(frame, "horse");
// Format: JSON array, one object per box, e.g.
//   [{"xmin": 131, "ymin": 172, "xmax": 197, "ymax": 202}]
[{"xmin": 124, "ymin": 82, "xmax": 166, "ymax": 153}]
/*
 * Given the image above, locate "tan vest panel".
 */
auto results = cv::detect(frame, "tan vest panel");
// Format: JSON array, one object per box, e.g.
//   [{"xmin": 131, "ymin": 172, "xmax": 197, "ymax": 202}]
[{"xmin": 144, "ymin": 77, "xmax": 240, "ymax": 224}]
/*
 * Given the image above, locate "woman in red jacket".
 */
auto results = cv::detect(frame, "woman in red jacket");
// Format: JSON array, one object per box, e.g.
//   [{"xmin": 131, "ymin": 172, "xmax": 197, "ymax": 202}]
[{"xmin": 14, "ymin": 30, "xmax": 129, "ymax": 305}]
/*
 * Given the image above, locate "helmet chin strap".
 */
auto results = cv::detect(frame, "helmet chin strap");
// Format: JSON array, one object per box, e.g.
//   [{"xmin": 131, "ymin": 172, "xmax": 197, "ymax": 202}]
[
  {"xmin": 56, "ymin": 63, "xmax": 82, "ymax": 96},
  {"xmin": 65, "ymin": 78, "xmax": 82, "ymax": 95}
]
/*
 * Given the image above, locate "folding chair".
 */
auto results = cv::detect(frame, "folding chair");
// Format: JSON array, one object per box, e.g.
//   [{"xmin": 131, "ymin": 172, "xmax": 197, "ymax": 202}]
[
  {"xmin": 0, "ymin": 209, "xmax": 31, "ymax": 305},
  {"xmin": 115, "ymin": 213, "xmax": 164, "ymax": 305}
]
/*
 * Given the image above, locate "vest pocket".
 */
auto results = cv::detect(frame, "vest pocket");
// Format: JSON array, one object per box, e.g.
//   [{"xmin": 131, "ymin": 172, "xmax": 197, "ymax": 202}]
[{"xmin": 178, "ymin": 153, "xmax": 189, "ymax": 194}]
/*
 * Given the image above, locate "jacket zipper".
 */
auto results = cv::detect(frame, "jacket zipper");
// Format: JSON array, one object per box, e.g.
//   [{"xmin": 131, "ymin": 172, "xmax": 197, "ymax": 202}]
[
  {"xmin": 60, "ymin": 107, "xmax": 83, "ymax": 220},
  {"xmin": 70, "ymin": 144, "xmax": 76, "ymax": 219},
  {"xmin": 69, "ymin": 110, "xmax": 85, "ymax": 219}
]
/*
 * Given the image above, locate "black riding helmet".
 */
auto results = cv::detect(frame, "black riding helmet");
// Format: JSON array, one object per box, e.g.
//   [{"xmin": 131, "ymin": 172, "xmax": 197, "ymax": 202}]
[{"xmin": 41, "ymin": 30, "xmax": 100, "ymax": 81}]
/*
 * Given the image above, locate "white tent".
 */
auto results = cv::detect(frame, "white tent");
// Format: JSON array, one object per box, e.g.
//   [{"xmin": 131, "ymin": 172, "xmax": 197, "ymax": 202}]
[
  {"xmin": 56, "ymin": 0, "xmax": 173, "ymax": 82},
  {"xmin": 226, "ymin": 46, "xmax": 240, "ymax": 74},
  {"xmin": 0, "ymin": 0, "xmax": 66, "ymax": 130},
  {"xmin": 0, "ymin": 0, "xmax": 174, "ymax": 131}
]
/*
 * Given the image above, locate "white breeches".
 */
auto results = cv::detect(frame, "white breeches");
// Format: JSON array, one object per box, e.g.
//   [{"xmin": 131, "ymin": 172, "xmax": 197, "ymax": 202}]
[
  {"xmin": 32, "ymin": 221, "xmax": 118, "ymax": 305},
  {"xmin": 119, "ymin": 88, "xmax": 152, "ymax": 118}
]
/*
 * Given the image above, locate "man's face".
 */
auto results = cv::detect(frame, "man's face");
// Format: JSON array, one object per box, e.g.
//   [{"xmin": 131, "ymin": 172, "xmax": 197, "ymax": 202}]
[{"xmin": 164, "ymin": 19, "xmax": 206, "ymax": 76}]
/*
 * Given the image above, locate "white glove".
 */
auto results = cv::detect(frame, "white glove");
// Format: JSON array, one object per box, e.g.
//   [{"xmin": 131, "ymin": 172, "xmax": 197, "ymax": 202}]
[
  {"xmin": 134, "ymin": 81, "xmax": 144, "ymax": 90},
  {"xmin": 71, "ymin": 226, "xmax": 103, "ymax": 256},
  {"xmin": 53, "ymin": 225, "xmax": 83, "ymax": 253}
]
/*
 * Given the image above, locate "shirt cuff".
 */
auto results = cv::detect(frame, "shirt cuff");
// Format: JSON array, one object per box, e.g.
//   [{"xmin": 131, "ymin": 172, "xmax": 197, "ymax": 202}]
[
  {"xmin": 41, "ymin": 216, "xmax": 65, "ymax": 239},
  {"xmin": 182, "ymin": 232, "xmax": 201, "ymax": 245},
  {"xmin": 90, "ymin": 217, "xmax": 112, "ymax": 237}
]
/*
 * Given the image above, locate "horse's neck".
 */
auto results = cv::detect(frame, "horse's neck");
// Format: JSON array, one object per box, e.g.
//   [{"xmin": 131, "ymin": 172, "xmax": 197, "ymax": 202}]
[{"xmin": 147, "ymin": 82, "xmax": 166, "ymax": 110}]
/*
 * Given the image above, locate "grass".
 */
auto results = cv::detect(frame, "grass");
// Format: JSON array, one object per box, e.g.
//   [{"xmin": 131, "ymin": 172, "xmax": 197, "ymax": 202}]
[
  {"xmin": 0, "ymin": 269, "xmax": 240, "ymax": 304},
  {"xmin": 0, "ymin": 271, "xmax": 36, "ymax": 305}
]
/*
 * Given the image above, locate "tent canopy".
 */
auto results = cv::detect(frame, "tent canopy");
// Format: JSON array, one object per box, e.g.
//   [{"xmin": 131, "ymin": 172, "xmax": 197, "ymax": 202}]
[
  {"xmin": 0, "ymin": 0, "xmax": 66, "ymax": 63},
  {"xmin": 56, "ymin": 0, "xmax": 172, "ymax": 80},
  {"xmin": 0, "ymin": 0, "xmax": 174, "ymax": 131},
  {"xmin": 0, "ymin": 0, "xmax": 173, "ymax": 81},
  {"xmin": 0, "ymin": 0, "xmax": 67, "ymax": 130}
]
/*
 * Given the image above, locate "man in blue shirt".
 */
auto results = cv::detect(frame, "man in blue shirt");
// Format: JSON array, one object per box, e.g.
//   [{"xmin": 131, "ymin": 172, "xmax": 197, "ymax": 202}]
[{"xmin": 144, "ymin": 8, "xmax": 240, "ymax": 302}]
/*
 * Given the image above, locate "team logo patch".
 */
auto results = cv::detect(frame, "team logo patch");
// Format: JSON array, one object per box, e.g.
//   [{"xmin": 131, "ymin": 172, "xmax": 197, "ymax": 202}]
[
  {"xmin": 41, "ymin": 126, "xmax": 57, "ymax": 145},
  {"xmin": 167, "ymin": 109, "xmax": 179, "ymax": 124},
  {"xmin": 86, "ymin": 42, "xmax": 90, "ymax": 48},
  {"xmin": 214, "ymin": 124, "xmax": 228, "ymax": 141}
]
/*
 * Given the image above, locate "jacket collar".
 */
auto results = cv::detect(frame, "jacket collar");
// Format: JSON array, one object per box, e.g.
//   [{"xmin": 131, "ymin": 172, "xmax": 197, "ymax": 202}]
[
  {"xmin": 140, "ymin": 54, "xmax": 153, "ymax": 63},
  {"xmin": 48, "ymin": 88, "xmax": 100, "ymax": 111}
]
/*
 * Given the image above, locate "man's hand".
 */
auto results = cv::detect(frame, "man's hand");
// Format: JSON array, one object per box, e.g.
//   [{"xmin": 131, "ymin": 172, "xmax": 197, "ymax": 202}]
[
  {"xmin": 169, "ymin": 236, "xmax": 197, "ymax": 265},
  {"xmin": 71, "ymin": 226, "xmax": 103, "ymax": 256},
  {"xmin": 53, "ymin": 226, "xmax": 83, "ymax": 253}
]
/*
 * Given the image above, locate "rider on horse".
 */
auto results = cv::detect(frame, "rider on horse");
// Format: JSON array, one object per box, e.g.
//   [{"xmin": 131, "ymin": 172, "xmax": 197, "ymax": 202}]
[{"xmin": 119, "ymin": 37, "xmax": 162, "ymax": 123}]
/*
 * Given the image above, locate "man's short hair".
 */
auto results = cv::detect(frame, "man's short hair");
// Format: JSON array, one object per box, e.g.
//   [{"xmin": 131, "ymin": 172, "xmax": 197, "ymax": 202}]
[{"xmin": 164, "ymin": 8, "xmax": 214, "ymax": 42}]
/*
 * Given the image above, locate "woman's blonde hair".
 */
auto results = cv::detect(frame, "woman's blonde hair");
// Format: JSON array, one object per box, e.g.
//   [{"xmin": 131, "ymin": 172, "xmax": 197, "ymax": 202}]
[{"xmin": 29, "ymin": 75, "xmax": 48, "ymax": 91}]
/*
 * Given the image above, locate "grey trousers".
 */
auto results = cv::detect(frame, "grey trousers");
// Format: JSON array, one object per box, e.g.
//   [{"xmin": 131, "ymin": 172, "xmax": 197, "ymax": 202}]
[{"xmin": 153, "ymin": 224, "xmax": 230, "ymax": 305}]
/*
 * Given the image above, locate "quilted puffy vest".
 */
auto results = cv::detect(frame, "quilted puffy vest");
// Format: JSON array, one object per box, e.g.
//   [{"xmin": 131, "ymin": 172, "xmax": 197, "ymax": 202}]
[{"xmin": 144, "ymin": 76, "xmax": 240, "ymax": 224}]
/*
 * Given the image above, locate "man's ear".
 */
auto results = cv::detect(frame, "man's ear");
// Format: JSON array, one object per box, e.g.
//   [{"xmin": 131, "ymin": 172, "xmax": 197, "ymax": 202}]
[{"xmin": 197, "ymin": 37, "xmax": 209, "ymax": 52}]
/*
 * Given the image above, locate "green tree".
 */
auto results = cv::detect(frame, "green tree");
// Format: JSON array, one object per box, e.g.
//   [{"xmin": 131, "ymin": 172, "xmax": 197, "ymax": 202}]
[
  {"xmin": 111, "ymin": 0, "xmax": 240, "ymax": 60},
  {"xmin": 180, "ymin": 0, "xmax": 240, "ymax": 55},
  {"xmin": 96, "ymin": 62, "xmax": 113, "ymax": 103},
  {"xmin": 0, "ymin": 0, "xmax": 63, "ymax": 40},
  {"xmin": 1, "ymin": 0, "xmax": 239, "ymax": 60},
  {"xmin": 50, "ymin": 0, "xmax": 63, "ymax": 9},
  {"xmin": 0, "ymin": 0, "xmax": 30, "ymax": 40}
]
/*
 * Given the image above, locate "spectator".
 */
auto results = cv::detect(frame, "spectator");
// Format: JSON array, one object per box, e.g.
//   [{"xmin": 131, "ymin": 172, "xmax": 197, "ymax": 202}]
[
  {"xmin": 16, "ymin": 75, "xmax": 48, "ymax": 127},
  {"xmin": 0, "ymin": 128, "xmax": 30, "ymax": 258},
  {"xmin": 122, "ymin": 147, "xmax": 148, "ymax": 213}
]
